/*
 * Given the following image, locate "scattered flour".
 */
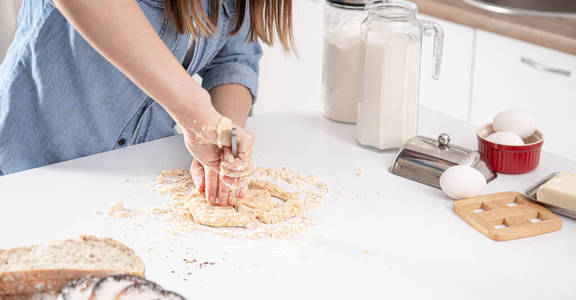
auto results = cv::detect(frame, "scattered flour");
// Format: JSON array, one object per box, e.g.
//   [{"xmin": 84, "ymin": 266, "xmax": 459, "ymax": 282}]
[{"xmin": 104, "ymin": 167, "xmax": 329, "ymax": 239}]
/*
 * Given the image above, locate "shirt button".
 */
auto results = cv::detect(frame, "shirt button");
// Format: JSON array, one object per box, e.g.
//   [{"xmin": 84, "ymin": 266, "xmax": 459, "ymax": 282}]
[{"xmin": 118, "ymin": 138, "xmax": 126, "ymax": 146}]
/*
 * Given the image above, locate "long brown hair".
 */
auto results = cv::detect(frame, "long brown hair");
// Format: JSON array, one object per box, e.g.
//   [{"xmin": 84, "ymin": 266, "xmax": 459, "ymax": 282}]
[{"xmin": 164, "ymin": 0, "xmax": 294, "ymax": 51}]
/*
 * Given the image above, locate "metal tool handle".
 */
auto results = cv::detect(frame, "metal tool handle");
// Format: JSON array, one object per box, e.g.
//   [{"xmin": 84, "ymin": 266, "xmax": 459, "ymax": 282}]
[
  {"xmin": 230, "ymin": 127, "xmax": 239, "ymax": 212},
  {"xmin": 521, "ymin": 57, "xmax": 571, "ymax": 77},
  {"xmin": 231, "ymin": 127, "xmax": 238, "ymax": 158}
]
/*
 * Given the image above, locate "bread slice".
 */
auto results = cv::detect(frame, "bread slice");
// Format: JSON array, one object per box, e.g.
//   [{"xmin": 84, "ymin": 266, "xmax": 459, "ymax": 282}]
[{"xmin": 0, "ymin": 236, "xmax": 145, "ymax": 296}]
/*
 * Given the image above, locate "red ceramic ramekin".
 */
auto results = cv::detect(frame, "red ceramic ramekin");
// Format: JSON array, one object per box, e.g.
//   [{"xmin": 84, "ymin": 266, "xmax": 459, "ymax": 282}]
[{"xmin": 477, "ymin": 124, "xmax": 544, "ymax": 174}]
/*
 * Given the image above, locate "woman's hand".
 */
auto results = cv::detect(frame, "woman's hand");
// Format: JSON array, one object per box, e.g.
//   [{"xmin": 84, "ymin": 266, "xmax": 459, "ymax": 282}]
[
  {"xmin": 187, "ymin": 83, "xmax": 254, "ymax": 206},
  {"xmin": 185, "ymin": 124, "xmax": 254, "ymax": 206}
]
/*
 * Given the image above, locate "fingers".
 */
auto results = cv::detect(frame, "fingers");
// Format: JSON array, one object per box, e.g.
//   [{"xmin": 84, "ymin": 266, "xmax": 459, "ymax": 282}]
[
  {"xmin": 229, "ymin": 189, "xmax": 239, "ymax": 207},
  {"xmin": 184, "ymin": 124, "xmax": 254, "ymax": 208},
  {"xmin": 217, "ymin": 174, "xmax": 249, "ymax": 207},
  {"xmin": 217, "ymin": 180, "xmax": 229, "ymax": 207},
  {"xmin": 217, "ymin": 177, "xmax": 240, "ymax": 207},
  {"xmin": 220, "ymin": 129, "xmax": 253, "ymax": 173},
  {"xmin": 223, "ymin": 147, "xmax": 234, "ymax": 164},
  {"xmin": 220, "ymin": 174, "xmax": 250, "ymax": 190},
  {"xmin": 237, "ymin": 130, "xmax": 254, "ymax": 160},
  {"xmin": 204, "ymin": 167, "xmax": 220, "ymax": 206},
  {"xmin": 218, "ymin": 128, "xmax": 253, "ymax": 200},
  {"xmin": 220, "ymin": 163, "xmax": 253, "ymax": 180},
  {"xmin": 190, "ymin": 159, "xmax": 205, "ymax": 192}
]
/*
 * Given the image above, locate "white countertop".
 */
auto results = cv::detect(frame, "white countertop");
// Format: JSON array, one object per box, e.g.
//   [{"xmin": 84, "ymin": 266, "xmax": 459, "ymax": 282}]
[{"xmin": 1, "ymin": 107, "xmax": 575, "ymax": 299}]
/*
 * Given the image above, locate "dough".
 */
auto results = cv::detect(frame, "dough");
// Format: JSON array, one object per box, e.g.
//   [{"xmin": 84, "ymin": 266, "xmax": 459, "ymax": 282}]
[
  {"xmin": 180, "ymin": 180, "xmax": 299, "ymax": 229},
  {"xmin": 132, "ymin": 168, "xmax": 328, "ymax": 238}
]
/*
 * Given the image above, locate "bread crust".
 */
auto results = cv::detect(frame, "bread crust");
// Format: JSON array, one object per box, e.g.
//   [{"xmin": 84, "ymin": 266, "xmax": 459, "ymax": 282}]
[
  {"xmin": 0, "ymin": 236, "xmax": 145, "ymax": 296},
  {"xmin": 2, "ymin": 291, "xmax": 59, "ymax": 300}
]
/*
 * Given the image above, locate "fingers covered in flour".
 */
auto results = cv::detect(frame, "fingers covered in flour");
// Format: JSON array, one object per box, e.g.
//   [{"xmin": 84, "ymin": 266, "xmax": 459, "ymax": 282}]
[
  {"xmin": 220, "ymin": 131, "xmax": 253, "ymax": 173},
  {"xmin": 204, "ymin": 167, "xmax": 220, "ymax": 206},
  {"xmin": 190, "ymin": 159, "xmax": 205, "ymax": 192},
  {"xmin": 217, "ymin": 178, "xmax": 238, "ymax": 207}
]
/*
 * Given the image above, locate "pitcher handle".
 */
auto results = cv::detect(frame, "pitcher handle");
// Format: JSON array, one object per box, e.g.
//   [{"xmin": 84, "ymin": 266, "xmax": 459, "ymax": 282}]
[{"xmin": 421, "ymin": 20, "xmax": 444, "ymax": 80}]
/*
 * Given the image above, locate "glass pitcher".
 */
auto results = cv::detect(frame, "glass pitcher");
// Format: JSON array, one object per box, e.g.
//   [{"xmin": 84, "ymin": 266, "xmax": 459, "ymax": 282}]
[{"xmin": 356, "ymin": 0, "xmax": 444, "ymax": 151}]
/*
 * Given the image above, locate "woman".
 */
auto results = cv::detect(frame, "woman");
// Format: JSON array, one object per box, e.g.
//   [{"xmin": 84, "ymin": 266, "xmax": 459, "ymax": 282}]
[{"xmin": 0, "ymin": 0, "xmax": 293, "ymax": 206}]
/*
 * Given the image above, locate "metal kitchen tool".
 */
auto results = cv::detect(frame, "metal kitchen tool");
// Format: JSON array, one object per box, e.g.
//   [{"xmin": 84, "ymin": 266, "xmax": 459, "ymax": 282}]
[
  {"xmin": 525, "ymin": 172, "xmax": 576, "ymax": 219},
  {"xmin": 390, "ymin": 133, "xmax": 497, "ymax": 188},
  {"xmin": 231, "ymin": 128, "xmax": 239, "ymax": 212}
]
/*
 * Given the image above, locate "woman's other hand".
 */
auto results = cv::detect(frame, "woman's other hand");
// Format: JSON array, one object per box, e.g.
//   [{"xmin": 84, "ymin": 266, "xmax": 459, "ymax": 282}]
[
  {"xmin": 186, "ymin": 124, "xmax": 253, "ymax": 206},
  {"xmin": 187, "ymin": 83, "xmax": 254, "ymax": 207},
  {"xmin": 187, "ymin": 129, "xmax": 254, "ymax": 207}
]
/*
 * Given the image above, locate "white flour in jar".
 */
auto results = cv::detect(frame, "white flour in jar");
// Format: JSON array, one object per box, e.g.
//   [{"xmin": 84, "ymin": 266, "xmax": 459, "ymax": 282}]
[
  {"xmin": 322, "ymin": 23, "xmax": 363, "ymax": 124},
  {"xmin": 356, "ymin": 32, "xmax": 422, "ymax": 150}
]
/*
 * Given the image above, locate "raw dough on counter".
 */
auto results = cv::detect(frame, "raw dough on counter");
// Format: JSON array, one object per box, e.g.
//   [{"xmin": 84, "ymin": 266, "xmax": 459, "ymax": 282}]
[
  {"xmin": 183, "ymin": 188, "xmax": 279, "ymax": 229},
  {"xmin": 155, "ymin": 176, "xmax": 312, "ymax": 229},
  {"xmin": 105, "ymin": 168, "xmax": 328, "ymax": 239}
]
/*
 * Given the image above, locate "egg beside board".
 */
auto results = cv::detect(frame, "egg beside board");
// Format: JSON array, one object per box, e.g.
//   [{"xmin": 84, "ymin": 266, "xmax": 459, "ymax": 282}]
[{"xmin": 440, "ymin": 165, "xmax": 487, "ymax": 200}]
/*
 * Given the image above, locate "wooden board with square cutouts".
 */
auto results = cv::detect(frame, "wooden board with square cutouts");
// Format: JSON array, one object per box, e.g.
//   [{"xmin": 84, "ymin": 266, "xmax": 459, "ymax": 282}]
[{"xmin": 453, "ymin": 191, "xmax": 562, "ymax": 241}]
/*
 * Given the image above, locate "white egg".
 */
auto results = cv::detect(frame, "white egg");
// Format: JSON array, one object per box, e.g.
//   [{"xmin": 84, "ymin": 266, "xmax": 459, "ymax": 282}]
[
  {"xmin": 493, "ymin": 110, "xmax": 536, "ymax": 139},
  {"xmin": 486, "ymin": 131, "xmax": 525, "ymax": 146},
  {"xmin": 440, "ymin": 165, "xmax": 487, "ymax": 200}
]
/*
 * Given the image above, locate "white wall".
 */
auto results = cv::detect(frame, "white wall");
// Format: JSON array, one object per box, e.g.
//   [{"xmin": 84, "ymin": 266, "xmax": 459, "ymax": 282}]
[
  {"xmin": 0, "ymin": 0, "xmax": 22, "ymax": 63},
  {"xmin": 1, "ymin": 0, "xmax": 321, "ymax": 114},
  {"xmin": 254, "ymin": 0, "xmax": 323, "ymax": 115}
]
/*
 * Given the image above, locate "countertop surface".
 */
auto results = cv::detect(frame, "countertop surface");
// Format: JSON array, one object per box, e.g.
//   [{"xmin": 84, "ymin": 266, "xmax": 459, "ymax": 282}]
[
  {"xmin": 412, "ymin": 0, "xmax": 576, "ymax": 55},
  {"xmin": 1, "ymin": 107, "xmax": 576, "ymax": 299}
]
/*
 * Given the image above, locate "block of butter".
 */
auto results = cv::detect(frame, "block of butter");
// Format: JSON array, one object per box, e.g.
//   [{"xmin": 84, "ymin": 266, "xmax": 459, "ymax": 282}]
[{"xmin": 537, "ymin": 171, "xmax": 576, "ymax": 212}]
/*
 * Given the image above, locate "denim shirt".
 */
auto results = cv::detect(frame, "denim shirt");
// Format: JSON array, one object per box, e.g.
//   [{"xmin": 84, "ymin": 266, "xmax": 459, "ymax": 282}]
[{"xmin": 0, "ymin": 0, "xmax": 262, "ymax": 175}]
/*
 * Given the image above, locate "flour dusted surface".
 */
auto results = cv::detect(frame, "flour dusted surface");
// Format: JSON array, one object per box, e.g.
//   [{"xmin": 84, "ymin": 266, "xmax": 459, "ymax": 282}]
[{"xmin": 106, "ymin": 167, "xmax": 328, "ymax": 239}]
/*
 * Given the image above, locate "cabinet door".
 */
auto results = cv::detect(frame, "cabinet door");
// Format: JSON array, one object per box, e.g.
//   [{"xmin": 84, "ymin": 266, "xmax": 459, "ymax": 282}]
[
  {"xmin": 471, "ymin": 30, "xmax": 576, "ymax": 160},
  {"xmin": 419, "ymin": 15, "xmax": 475, "ymax": 122},
  {"xmin": 255, "ymin": 0, "xmax": 323, "ymax": 115}
]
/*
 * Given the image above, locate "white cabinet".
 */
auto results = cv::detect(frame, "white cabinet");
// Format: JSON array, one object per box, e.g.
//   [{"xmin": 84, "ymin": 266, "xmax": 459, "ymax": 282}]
[
  {"xmin": 471, "ymin": 30, "xmax": 576, "ymax": 160},
  {"xmin": 419, "ymin": 15, "xmax": 475, "ymax": 122},
  {"xmin": 256, "ymin": 4, "xmax": 576, "ymax": 162}
]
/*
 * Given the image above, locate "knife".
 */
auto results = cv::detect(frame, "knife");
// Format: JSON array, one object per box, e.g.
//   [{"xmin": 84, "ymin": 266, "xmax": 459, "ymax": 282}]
[{"xmin": 231, "ymin": 127, "xmax": 239, "ymax": 212}]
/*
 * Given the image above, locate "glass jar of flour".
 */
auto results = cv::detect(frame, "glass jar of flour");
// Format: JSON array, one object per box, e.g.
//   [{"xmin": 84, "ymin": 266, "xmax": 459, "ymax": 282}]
[
  {"xmin": 356, "ymin": 0, "xmax": 444, "ymax": 150},
  {"xmin": 322, "ymin": 0, "xmax": 369, "ymax": 124}
]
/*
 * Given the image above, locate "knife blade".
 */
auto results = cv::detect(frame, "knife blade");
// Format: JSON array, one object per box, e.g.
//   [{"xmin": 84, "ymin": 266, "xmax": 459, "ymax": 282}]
[{"xmin": 231, "ymin": 127, "xmax": 239, "ymax": 212}]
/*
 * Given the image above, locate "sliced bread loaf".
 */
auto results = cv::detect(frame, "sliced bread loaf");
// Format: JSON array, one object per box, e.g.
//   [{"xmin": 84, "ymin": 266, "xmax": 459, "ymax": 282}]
[
  {"xmin": 58, "ymin": 275, "xmax": 186, "ymax": 300},
  {"xmin": 88, "ymin": 275, "xmax": 156, "ymax": 300},
  {"xmin": 58, "ymin": 275, "xmax": 101, "ymax": 300},
  {"xmin": 116, "ymin": 282, "xmax": 186, "ymax": 300},
  {"xmin": 0, "ymin": 236, "xmax": 145, "ymax": 296}
]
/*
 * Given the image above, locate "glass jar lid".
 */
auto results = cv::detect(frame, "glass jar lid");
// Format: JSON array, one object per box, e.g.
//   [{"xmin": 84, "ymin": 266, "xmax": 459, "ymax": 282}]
[
  {"xmin": 366, "ymin": 0, "xmax": 419, "ymax": 18},
  {"xmin": 326, "ymin": 0, "xmax": 370, "ymax": 7}
]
